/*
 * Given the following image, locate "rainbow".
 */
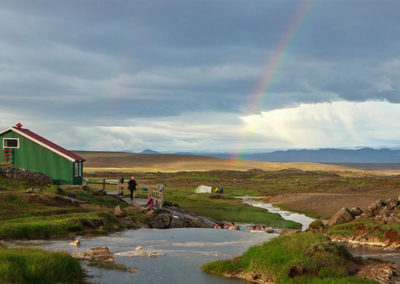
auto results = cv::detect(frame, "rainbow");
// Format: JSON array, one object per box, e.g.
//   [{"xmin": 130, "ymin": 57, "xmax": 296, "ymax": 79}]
[{"xmin": 232, "ymin": 0, "xmax": 317, "ymax": 166}]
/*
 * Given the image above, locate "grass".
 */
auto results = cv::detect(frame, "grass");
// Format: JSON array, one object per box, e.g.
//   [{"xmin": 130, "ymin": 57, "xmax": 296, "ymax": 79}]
[
  {"xmin": 0, "ymin": 212, "xmax": 123, "ymax": 239},
  {"xmin": 0, "ymin": 174, "xmax": 128, "ymax": 240},
  {"xmin": 0, "ymin": 246, "xmax": 83, "ymax": 283},
  {"xmin": 202, "ymin": 232, "xmax": 376, "ymax": 284},
  {"xmin": 165, "ymin": 190, "xmax": 301, "ymax": 228},
  {"xmin": 85, "ymin": 174, "xmax": 302, "ymax": 228},
  {"xmin": 328, "ymin": 218, "xmax": 400, "ymax": 242}
]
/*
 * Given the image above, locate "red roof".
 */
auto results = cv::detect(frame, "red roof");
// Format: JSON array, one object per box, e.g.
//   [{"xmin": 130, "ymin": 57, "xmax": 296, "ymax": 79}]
[{"xmin": 13, "ymin": 127, "xmax": 85, "ymax": 162}]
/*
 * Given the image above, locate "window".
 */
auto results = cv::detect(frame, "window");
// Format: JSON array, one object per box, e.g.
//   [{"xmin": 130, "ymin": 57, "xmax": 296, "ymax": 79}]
[
  {"xmin": 75, "ymin": 162, "xmax": 82, "ymax": 177},
  {"xmin": 74, "ymin": 162, "xmax": 79, "ymax": 177},
  {"xmin": 3, "ymin": 138, "xmax": 19, "ymax": 149}
]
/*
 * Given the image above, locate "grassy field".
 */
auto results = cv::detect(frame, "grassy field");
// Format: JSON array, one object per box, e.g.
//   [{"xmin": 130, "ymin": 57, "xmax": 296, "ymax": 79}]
[
  {"xmin": 0, "ymin": 176, "xmax": 127, "ymax": 239},
  {"xmin": 87, "ymin": 169, "xmax": 400, "ymax": 219},
  {"xmin": 76, "ymin": 151, "xmax": 360, "ymax": 173},
  {"xmin": 202, "ymin": 232, "xmax": 375, "ymax": 284},
  {"xmin": 0, "ymin": 246, "xmax": 83, "ymax": 283}
]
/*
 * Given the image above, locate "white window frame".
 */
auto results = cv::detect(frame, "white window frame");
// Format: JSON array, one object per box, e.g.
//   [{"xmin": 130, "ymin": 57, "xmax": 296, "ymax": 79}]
[{"xmin": 3, "ymin": 138, "xmax": 19, "ymax": 149}]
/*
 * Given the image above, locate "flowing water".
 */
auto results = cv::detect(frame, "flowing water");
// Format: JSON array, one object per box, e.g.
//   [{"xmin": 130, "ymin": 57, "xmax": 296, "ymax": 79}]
[
  {"xmin": 243, "ymin": 199, "xmax": 315, "ymax": 231},
  {"xmin": 6, "ymin": 200, "xmax": 316, "ymax": 283},
  {"xmin": 9, "ymin": 228, "xmax": 276, "ymax": 284}
]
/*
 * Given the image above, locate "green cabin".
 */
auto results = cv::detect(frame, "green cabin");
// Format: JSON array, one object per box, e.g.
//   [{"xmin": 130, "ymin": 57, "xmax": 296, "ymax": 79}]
[{"xmin": 0, "ymin": 124, "xmax": 85, "ymax": 185}]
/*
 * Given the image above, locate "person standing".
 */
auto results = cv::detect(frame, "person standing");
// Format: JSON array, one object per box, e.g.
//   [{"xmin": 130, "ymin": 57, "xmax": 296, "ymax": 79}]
[{"xmin": 128, "ymin": 176, "xmax": 137, "ymax": 202}]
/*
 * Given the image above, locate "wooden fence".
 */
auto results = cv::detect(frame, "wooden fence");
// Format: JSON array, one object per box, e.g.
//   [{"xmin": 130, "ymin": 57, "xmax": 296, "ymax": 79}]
[{"xmin": 86, "ymin": 179, "xmax": 164, "ymax": 208}]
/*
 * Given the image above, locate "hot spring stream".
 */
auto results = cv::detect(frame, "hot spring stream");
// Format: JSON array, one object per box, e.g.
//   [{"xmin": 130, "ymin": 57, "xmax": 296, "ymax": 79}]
[{"xmin": 7, "ymin": 203, "xmax": 315, "ymax": 284}]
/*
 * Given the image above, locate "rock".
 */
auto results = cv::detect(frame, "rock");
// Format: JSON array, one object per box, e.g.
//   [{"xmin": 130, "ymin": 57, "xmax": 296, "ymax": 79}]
[
  {"xmin": 386, "ymin": 198, "xmax": 400, "ymax": 209},
  {"xmin": 79, "ymin": 218, "xmax": 103, "ymax": 228},
  {"xmin": 328, "ymin": 208, "xmax": 355, "ymax": 226},
  {"xmin": 146, "ymin": 209, "xmax": 156, "ymax": 216},
  {"xmin": 357, "ymin": 259, "xmax": 400, "ymax": 284},
  {"xmin": 86, "ymin": 247, "xmax": 114, "ymax": 260},
  {"xmin": 366, "ymin": 200, "xmax": 386, "ymax": 217},
  {"xmin": 307, "ymin": 220, "xmax": 325, "ymax": 232},
  {"xmin": 170, "ymin": 217, "xmax": 186, "ymax": 228},
  {"xmin": 375, "ymin": 206, "xmax": 394, "ymax": 223},
  {"xmin": 73, "ymin": 247, "xmax": 114, "ymax": 261},
  {"xmin": 163, "ymin": 206, "xmax": 217, "ymax": 228},
  {"xmin": 150, "ymin": 213, "xmax": 171, "ymax": 229},
  {"xmin": 265, "ymin": 227, "xmax": 275, "ymax": 233},
  {"xmin": 349, "ymin": 207, "xmax": 363, "ymax": 217},
  {"xmin": 0, "ymin": 167, "xmax": 53, "ymax": 185},
  {"xmin": 69, "ymin": 239, "xmax": 80, "ymax": 247},
  {"xmin": 136, "ymin": 246, "xmax": 143, "ymax": 250},
  {"xmin": 113, "ymin": 205, "xmax": 127, "ymax": 217},
  {"xmin": 128, "ymin": 268, "xmax": 137, "ymax": 274}
]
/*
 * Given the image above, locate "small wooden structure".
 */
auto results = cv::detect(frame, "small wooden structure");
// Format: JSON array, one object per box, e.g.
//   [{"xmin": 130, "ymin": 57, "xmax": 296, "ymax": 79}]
[{"xmin": 0, "ymin": 123, "xmax": 85, "ymax": 185}]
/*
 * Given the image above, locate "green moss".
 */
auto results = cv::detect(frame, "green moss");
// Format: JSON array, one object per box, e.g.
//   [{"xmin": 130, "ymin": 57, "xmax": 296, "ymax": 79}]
[
  {"xmin": 202, "ymin": 232, "xmax": 375, "ymax": 283},
  {"xmin": 0, "ymin": 247, "xmax": 83, "ymax": 283}
]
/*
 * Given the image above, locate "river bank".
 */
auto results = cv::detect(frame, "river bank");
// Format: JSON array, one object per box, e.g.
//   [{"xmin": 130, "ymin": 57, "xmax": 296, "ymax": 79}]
[{"xmin": 6, "ymin": 228, "xmax": 276, "ymax": 284}]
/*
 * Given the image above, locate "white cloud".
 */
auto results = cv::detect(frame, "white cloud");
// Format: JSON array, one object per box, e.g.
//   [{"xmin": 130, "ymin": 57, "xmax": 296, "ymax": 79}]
[{"xmin": 239, "ymin": 100, "xmax": 400, "ymax": 149}]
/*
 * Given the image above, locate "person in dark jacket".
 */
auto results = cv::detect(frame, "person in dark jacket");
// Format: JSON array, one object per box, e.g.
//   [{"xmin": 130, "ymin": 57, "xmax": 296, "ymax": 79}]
[{"xmin": 128, "ymin": 176, "xmax": 137, "ymax": 201}]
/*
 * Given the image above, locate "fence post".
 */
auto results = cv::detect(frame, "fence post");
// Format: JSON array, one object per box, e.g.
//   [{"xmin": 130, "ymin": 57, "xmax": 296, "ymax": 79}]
[{"xmin": 103, "ymin": 179, "xmax": 106, "ymax": 191}]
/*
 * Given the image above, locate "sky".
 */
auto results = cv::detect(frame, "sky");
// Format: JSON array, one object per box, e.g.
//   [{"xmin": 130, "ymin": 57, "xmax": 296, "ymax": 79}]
[{"xmin": 1, "ymin": 0, "xmax": 400, "ymax": 153}]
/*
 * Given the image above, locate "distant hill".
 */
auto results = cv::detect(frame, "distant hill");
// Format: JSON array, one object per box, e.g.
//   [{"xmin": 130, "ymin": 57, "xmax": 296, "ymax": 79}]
[
  {"xmin": 73, "ymin": 151, "xmax": 355, "ymax": 173},
  {"xmin": 204, "ymin": 148, "xmax": 400, "ymax": 163},
  {"xmin": 140, "ymin": 149, "xmax": 159, "ymax": 154}
]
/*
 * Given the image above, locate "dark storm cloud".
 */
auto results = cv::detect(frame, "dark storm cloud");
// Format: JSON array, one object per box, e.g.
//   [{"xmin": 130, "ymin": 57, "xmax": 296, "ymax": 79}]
[{"xmin": 1, "ymin": 0, "xmax": 400, "ymax": 145}]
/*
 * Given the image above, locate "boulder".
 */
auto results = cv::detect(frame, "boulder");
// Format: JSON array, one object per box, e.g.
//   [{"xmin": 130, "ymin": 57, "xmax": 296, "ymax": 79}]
[
  {"xmin": 163, "ymin": 206, "xmax": 217, "ymax": 228},
  {"xmin": 170, "ymin": 216, "xmax": 186, "ymax": 228},
  {"xmin": 113, "ymin": 205, "xmax": 127, "ymax": 217},
  {"xmin": 386, "ymin": 198, "xmax": 399, "ymax": 209},
  {"xmin": 328, "ymin": 208, "xmax": 355, "ymax": 226},
  {"xmin": 146, "ymin": 209, "xmax": 156, "ymax": 216},
  {"xmin": 365, "ymin": 200, "xmax": 386, "ymax": 217},
  {"xmin": 150, "ymin": 213, "xmax": 171, "ymax": 229},
  {"xmin": 69, "ymin": 239, "xmax": 80, "ymax": 247},
  {"xmin": 73, "ymin": 247, "xmax": 114, "ymax": 261},
  {"xmin": 349, "ymin": 207, "xmax": 363, "ymax": 217}
]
